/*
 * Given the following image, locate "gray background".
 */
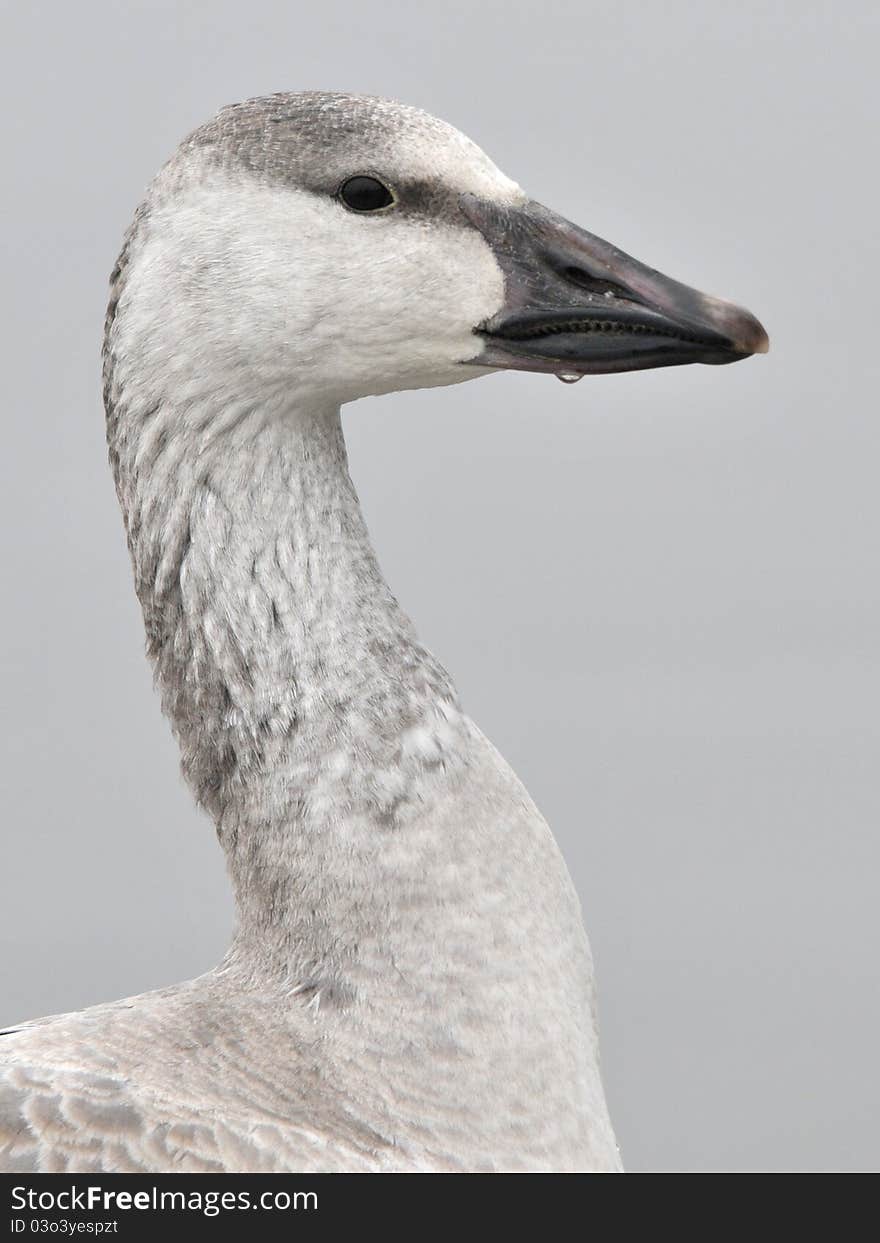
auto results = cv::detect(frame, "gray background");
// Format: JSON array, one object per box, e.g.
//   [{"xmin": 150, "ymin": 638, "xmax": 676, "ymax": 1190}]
[{"xmin": 1, "ymin": 0, "xmax": 877, "ymax": 1173}]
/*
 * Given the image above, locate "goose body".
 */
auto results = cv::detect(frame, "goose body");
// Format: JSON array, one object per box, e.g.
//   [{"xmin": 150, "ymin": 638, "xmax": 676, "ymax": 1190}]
[{"xmin": 0, "ymin": 93, "xmax": 766, "ymax": 1173}]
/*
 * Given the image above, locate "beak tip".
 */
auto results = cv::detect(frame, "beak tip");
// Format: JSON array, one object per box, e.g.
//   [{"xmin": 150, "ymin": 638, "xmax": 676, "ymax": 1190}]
[
  {"xmin": 737, "ymin": 313, "xmax": 770, "ymax": 356},
  {"xmin": 739, "ymin": 324, "xmax": 770, "ymax": 357},
  {"xmin": 718, "ymin": 303, "xmax": 770, "ymax": 357}
]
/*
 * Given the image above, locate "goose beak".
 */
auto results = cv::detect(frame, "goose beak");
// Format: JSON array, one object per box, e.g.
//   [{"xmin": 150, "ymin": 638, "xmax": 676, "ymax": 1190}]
[{"xmin": 460, "ymin": 195, "xmax": 769, "ymax": 376}]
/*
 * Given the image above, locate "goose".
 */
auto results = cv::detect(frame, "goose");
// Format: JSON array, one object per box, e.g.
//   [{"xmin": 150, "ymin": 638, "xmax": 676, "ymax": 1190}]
[{"xmin": 0, "ymin": 92, "xmax": 767, "ymax": 1174}]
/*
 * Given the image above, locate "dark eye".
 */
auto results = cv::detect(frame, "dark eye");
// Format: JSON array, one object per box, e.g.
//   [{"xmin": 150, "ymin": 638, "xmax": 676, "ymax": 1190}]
[{"xmin": 338, "ymin": 175, "xmax": 395, "ymax": 213}]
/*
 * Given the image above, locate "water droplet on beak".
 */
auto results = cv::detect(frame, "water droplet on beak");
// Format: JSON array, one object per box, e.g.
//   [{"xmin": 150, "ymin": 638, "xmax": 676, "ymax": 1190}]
[{"xmin": 556, "ymin": 372, "xmax": 583, "ymax": 384}]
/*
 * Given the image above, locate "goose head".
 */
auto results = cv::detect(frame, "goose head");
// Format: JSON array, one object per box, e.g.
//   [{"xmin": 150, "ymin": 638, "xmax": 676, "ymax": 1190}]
[{"xmin": 114, "ymin": 92, "xmax": 767, "ymax": 413}]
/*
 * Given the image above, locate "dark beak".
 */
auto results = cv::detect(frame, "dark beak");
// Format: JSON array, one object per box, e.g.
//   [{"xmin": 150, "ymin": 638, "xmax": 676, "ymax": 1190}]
[{"xmin": 460, "ymin": 195, "xmax": 769, "ymax": 377}]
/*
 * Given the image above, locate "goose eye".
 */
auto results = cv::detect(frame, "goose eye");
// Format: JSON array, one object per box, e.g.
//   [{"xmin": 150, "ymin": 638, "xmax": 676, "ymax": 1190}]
[{"xmin": 339, "ymin": 176, "xmax": 395, "ymax": 212}]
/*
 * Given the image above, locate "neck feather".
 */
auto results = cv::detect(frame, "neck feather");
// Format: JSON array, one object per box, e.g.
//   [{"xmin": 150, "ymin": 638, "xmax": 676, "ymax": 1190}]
[
  {"xmin": 109, "ymin": 393, "xmax": 469, "ymax": 969},
  {"xmin": 105, "ymin": 382, "xmax": 620, "ymax": 1170}
]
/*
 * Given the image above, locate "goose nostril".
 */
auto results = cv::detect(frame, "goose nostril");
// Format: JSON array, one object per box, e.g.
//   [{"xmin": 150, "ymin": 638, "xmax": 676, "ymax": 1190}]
[{"xmin": 558, "ymin": 264, "xmax": 633, "ymax": 301}]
